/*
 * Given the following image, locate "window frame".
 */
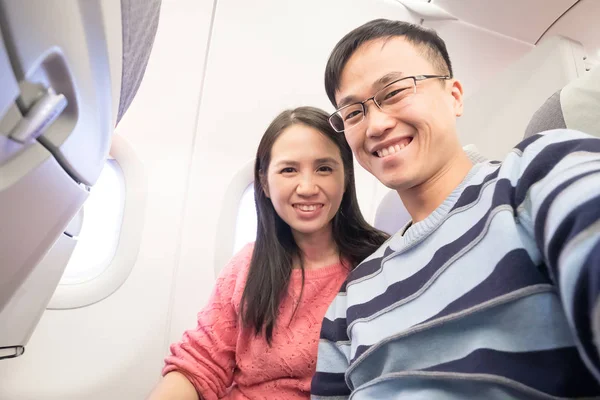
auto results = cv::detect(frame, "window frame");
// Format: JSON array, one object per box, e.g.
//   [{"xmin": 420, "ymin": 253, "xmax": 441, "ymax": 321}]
[
  {"xmin": 232, "ymin": 182, "xmax": 257, "ymax": 255},
  {"xmin": 57, "ymin": 158, "xmax": 126, "ymax": 285},
  {"xmin": 48, "ymin": 134, "xmax": 147, "ymax": 309},
  {"xmin": 213, "ymin": 159, "xmax": 255, "ymax": 276}
]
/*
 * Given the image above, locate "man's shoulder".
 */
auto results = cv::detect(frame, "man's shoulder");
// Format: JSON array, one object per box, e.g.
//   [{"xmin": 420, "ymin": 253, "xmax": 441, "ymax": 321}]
[
  {"xmin": 498, "ymin": 129, "xmax": 599, "ymax": 172},
  {"xmin": 346, "ymin": 238, "xmax": 394, "ymax": 285},
  {"xmin": 512, "ymin": 129, "xmax": 597, "ymax": 157}
]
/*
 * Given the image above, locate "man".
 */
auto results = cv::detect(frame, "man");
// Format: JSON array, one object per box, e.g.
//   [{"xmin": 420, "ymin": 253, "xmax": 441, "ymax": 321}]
[{"xmin": 311, "ymin": 18, "xmax": 600, "ymax": 399}]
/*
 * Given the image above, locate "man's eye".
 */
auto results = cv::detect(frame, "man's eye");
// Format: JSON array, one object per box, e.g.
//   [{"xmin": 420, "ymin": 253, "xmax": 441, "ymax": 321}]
[
  {"xmin": 344, "ymin": 110, "xmax": 363, "ymax": 121},
  {"xmin": 383, "ymin": 88, "xmax": 405, "ymax": 100}
]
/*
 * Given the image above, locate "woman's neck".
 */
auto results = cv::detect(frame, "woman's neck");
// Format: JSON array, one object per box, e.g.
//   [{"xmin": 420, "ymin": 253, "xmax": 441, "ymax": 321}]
[{"xmin": 292, "ymin": 225, "xmax": 339, "ymax": 270}]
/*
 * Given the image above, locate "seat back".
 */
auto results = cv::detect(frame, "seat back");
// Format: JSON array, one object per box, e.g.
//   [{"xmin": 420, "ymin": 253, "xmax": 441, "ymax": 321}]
[{"xmin": 0, "ymin": 0, "xmax": 160, "ymax": 360}]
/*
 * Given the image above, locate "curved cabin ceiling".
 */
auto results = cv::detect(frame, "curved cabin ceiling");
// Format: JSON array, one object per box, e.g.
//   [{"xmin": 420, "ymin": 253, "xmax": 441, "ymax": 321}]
[
  {"xmin": 539, "ymin": 0, "xmax": 600, "ymax": 64},
  {"xmin": 431, "ymin": 0, "xmax": 579, "ymax": 44},
  {"xmin": 429, "ymin": 0, "xmax": 598, "ymax": 59}
]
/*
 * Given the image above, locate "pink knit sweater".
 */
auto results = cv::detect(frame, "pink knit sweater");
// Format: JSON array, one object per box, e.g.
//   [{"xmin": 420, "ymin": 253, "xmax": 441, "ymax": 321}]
[{"xmin": 163, "ymin": 243, "xmax": 349, "ymax": 400}]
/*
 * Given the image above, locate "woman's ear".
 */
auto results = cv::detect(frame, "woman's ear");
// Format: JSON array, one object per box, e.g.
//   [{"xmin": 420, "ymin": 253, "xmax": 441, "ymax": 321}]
[
  {"xmin": 344, "ymin": 170, "xmax": 350, "ymax": 192},
  {"xmin": 259, "ymin": 171, "xmax": 270, "ymax": 198}
]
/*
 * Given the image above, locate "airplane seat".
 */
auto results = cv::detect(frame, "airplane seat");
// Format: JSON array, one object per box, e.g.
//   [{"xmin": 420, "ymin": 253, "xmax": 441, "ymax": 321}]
[
  {"xmin": 373, "ymin": 190, "xmax": 410, "ymax": 237},
  {"xmin": 373, "ymin": 145, "xmax": 488, "ymax": 236},
  {"xmin": 524, "ymin": 64, "xmax": 600, "ymax": 138},
  {"xmin": 0, "ymin": 0, "xmax": 161, "ymax": 360}
]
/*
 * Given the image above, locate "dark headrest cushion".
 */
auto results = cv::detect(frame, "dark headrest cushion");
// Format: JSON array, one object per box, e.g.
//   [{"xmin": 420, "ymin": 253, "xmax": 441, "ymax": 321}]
[
  {"xmin": 523, "ymin": 91, "xmax": 567, "ymax": 139},
  {"xmin": 117, "ymin": 0, "xmax": 162, "ymax": 124}
]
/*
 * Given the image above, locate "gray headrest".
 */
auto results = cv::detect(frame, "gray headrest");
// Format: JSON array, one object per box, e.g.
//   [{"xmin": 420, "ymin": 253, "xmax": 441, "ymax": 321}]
[
  {"xmin": 117, "ymin": 0, "xmax": 162, "ymax": 123},
  {"xmin": 524, "ymin": 91, "xmax": 567, "ymax": 138},
  {"xmin": 525, "ymin": 65, "xmax": 600, "ymax": 138},
  {"xmin": 374, "ymin": 191, "xmax": 411, "ymax": 236}
]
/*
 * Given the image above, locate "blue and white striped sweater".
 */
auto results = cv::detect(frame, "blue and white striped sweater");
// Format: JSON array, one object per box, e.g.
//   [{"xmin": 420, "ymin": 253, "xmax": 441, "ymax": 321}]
[{"xmin": 311, "ymin": 129, "xmax": 600, "ymax": 399}]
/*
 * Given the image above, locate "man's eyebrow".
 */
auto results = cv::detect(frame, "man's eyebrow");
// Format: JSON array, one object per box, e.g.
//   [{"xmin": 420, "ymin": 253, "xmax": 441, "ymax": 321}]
[
  {"xmin": 336, "ymin": 72, "xmax": 405, "ymax": 109},
  {"xmin": 337, "ymin": 95, "xmax": 359, "ymax": 109},
  {"xmin": 373, "ymin": 71, "xmax": 405, "ymax": 88}
]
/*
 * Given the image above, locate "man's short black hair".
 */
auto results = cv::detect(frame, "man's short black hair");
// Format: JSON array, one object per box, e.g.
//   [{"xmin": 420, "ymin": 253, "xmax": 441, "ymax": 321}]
[{"xmin": 325, "ymin": 19, "xmax": 453, "ymax": 107}]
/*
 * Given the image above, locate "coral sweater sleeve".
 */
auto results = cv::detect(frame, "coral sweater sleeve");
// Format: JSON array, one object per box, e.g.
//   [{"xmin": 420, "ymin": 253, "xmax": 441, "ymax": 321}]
[{"xmin": 162, "ymin": 243, "xmax": 254, "ymax": 400}]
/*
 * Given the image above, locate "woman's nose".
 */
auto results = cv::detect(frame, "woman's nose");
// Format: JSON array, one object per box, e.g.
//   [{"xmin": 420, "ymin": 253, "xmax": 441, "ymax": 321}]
[{"xmin": 296, "ymin": 176, "xmax": 319, "ymax": 196}]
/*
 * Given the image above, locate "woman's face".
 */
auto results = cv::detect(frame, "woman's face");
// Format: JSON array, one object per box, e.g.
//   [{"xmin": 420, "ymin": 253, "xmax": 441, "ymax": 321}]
[{"xmin": 264, "ymin": 124, "xmax": 346, "ymax": 240}]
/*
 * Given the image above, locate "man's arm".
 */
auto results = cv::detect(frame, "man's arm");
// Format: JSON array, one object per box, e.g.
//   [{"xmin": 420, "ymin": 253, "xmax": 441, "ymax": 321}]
[
  {"xmin": 515, "ymin": 129, "xmax": 600, "ymax": 380},
  {"xmin": 311, "ymin": 285, "xmax": 352, "ymax": 399}
]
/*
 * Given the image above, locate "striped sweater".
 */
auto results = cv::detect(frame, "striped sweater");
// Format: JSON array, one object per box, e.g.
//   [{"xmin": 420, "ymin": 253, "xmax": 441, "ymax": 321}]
[{"xmin": 311, "ymin": 129, "xmax": 600, "ymax": 399}]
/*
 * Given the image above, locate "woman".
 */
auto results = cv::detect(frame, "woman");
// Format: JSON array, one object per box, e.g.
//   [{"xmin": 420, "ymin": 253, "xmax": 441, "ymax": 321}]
[{"xmin": 148, "ymin": 107, "xmax": 388, "ymax": 399}]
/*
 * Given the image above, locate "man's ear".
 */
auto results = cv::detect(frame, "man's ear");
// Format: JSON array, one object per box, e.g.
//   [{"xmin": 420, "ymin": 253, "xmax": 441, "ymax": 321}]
[{"xmin": 449, "ymin": 78, "xmax": 464, "ymax": 117}]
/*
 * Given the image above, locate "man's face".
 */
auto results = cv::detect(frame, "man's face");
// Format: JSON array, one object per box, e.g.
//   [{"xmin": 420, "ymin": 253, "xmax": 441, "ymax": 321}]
[{"xmin": 335, "ymin": 37, "xmax": 464, "ymax": 192}]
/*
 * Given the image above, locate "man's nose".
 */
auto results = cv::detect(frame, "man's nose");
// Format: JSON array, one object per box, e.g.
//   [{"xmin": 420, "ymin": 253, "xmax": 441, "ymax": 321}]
[{"xmin": 365, "ymin": 102, "xmax": 396, "ymax": 139}]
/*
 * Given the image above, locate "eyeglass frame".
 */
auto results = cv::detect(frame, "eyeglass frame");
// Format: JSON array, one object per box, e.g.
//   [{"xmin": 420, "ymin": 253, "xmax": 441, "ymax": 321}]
[{"xmin": 328, "ymin": 74, "xmax": 451, "ymax": 133}]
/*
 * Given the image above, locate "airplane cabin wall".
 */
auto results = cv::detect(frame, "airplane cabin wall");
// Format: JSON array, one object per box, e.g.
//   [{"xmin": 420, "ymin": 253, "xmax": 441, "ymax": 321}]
[{"xmin": 0, "ymin": 0, "xmax": 578, "ymax": 399}]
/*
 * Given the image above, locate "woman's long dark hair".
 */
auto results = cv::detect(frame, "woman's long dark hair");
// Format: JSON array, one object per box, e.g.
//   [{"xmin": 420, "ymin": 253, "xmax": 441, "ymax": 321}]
[{"xmin": 240, "ymin": 106, "xmax": 389, "ymax": 344}]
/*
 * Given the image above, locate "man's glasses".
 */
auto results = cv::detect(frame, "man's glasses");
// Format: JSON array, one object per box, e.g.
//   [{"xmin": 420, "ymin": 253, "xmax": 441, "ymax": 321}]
[{"xmin": 328, "ymin": 75, "xmax": 450, "ymax": 133}]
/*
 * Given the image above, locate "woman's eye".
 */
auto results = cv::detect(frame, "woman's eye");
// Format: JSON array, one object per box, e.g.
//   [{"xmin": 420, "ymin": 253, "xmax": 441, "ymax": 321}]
[
  {"xmin": 280, "ymin": 167, "xmax": 295, "ymax": 173},
  {"xmin": 318, "ymin": 166, "xmax": 333, "ymax": 173}
]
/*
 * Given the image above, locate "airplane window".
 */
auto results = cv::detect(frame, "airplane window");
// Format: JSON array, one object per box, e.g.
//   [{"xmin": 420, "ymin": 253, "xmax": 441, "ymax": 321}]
[
  {"xmin": 60, "ymin": 160, "xmax": 126, "ymax": 285},
  {"xmin": 233, "ymin": 183, "xmax": 257, "ymax": 253}
]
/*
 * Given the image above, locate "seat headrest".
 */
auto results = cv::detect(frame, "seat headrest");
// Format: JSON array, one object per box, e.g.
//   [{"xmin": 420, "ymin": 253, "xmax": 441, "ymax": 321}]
[
  {"xmin": 374, "ymin": 190, "xmax": 411, "ymax": 236},
  {"xmin": 374, "ymin": 145, "xmax": 488, "ymax": 235},
  {"xmin": 117, "ymin": 0, "xmax": 162, "ymax": 124},
  {"xmin": 523, "ymin": 92, "xmax": 566, "ymax": 138},
  {"xmin": 525, "ymin": 65, "xmax": 600, "ymax": 138}
]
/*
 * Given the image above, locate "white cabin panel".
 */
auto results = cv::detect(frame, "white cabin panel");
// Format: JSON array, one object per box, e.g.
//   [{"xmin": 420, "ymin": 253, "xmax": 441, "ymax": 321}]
[{"xmin": 425, "ymin": 19, "xmax": 534, "ymax": 97}]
